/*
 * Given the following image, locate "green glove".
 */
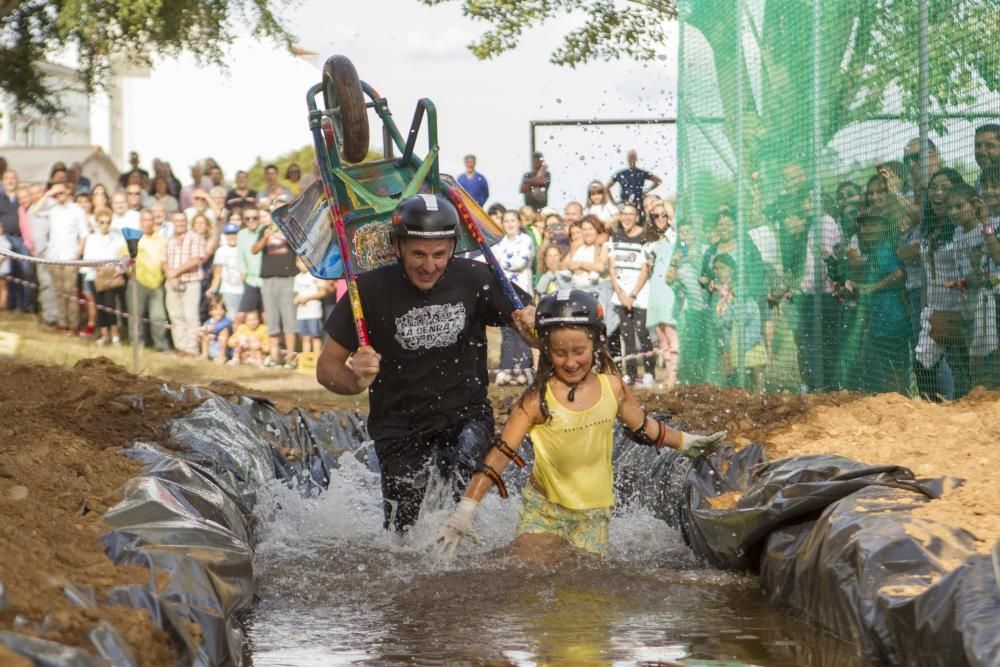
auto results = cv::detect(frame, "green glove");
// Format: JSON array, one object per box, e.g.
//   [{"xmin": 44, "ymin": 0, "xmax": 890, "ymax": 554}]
[{"xmin": 679, "ymin": 431, "xmax": 727, "ymax": 459}]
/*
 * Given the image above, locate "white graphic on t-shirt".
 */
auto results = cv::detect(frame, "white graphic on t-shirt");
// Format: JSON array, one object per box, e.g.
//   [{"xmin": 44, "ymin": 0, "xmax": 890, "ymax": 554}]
[{"xmin": 394, "ymin": 302, "xmax": 466, "ymax": 350}]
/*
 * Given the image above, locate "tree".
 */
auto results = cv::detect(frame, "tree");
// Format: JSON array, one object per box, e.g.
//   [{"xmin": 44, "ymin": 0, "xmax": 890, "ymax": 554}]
[
  {"xmin": 419, "ymin": 0, "xmax": 677, "ymax": 66},
  {"xmin": 421, "ymin": 0, "xmax": 1000, "ymax": 192},
  {"xmin": 0, "ymin": 1, "xmax": 294, "ymax": 120},
  {"xmin": 246, "ymin": 145, "xmax": 381, "ymax": 191}
]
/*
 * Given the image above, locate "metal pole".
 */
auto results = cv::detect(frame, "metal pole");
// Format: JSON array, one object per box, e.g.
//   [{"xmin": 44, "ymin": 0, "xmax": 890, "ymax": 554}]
[
  {"xmin": 735, "ymin": 0, "xmax": 747, "ymax": 388},
  {"xmin": 811, "ymin": 0, "xmax": 824, "ymax": 391},
  {"xmin": 128, "ymin": 276, "xmax": 139, "ymax": 374},
  {"xmin": 919, "ymin": 0, "xmax": 930, "ymax": 190}
]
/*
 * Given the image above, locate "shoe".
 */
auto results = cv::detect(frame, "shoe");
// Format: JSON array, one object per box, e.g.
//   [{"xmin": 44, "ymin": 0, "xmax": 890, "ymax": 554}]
[
  {"xmin": 262, "ymin": 356, "xmax": 277, "ymax": 368},
  {"xmin": 111, "ymin": 336, "xmax": 121, "ymax": 346},
  {"xmin": 495, "ymin": 371, "xmax": 511, "ymax": 386},
  {"xmin": 226, "ymin": 358, "xmax": 240, "ymax": 367},
  {"xmin": 514, "ymin": 372, "xmax": 527, "ymax": 386},
  {"xmin": 622, "ymin": 375, "xmax": 633, "ymax": 386},
  {"xmin": 79, "ymin": 324, "xmax": 95, "ymax": 338},
  {"xmin": 641, "ymin": 373, "xmax": 655, "ymax": 388},
  {"xmin": 96, "ymin": 337, "xmax": 109, "ymax": 346}
]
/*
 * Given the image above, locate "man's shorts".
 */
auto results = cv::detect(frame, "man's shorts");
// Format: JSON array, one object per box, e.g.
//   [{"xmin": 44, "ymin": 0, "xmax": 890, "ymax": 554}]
[
  {"xmin": 515, "ymin": 483, "xmax": 611, "ymax": 555},
  {"xmin": 238, "ymin": 284, "xmax": 262, "ymax": 314}
]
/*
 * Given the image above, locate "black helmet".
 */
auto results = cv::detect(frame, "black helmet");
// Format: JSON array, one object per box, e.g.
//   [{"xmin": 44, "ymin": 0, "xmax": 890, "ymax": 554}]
[
  {"xmin": 390, "ymin": 194, "xmax": 459, "ymax": 240},
  {"xmin": 536, "ymin": 289, "xmax": 605, "ymax": 335}
]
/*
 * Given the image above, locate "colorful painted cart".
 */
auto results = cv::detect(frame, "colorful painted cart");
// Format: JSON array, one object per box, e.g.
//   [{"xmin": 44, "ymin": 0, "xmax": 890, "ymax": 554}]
[{"xmin": 273, "ymin": 55, "xmax": 517, "ymax": 344}]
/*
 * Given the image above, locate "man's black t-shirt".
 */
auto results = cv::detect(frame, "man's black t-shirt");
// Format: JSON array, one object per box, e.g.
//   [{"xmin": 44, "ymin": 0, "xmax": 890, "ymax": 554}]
[
  {"xmin": 325, "ymin": 258, "xmax": 530, "ymax": 442},
  {"xmin": 612, "ymin": 168, "xmax": 651, "ymax": 208}
]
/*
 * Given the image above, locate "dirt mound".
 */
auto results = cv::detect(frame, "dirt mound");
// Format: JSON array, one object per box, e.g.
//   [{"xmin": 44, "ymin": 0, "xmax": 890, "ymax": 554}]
[
  {"xmin": 639, "ymin": 386, "xmax": 861, "ymax": 444},
  {"xmin": 0, "ymin": 358, "xmax": 198, "ymax": 664},
  {"xmin": 766, "ymin": 389, "xmax": 1000, "ymax": 553}
]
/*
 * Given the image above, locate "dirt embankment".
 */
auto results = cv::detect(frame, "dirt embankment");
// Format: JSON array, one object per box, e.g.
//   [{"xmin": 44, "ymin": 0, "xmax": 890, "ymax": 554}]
[
  {"xmin": 1, "ymin": 356, "xmax": 996, "ymax": 664},
  {"xmin": 0, "ymin": 358, "xmax": 199, "ymax": 664}
]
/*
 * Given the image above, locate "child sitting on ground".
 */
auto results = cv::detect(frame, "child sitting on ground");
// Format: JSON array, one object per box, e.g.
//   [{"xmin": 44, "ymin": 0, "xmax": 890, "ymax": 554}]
[
  {"xmin": 199, "ymin": 297, "xmax": 232, "ymax": 364},
  {"xmin": 292, "ymin": 256, "xmax": 325, "ymax": 355},
  {"xmin": 228, "ymin": 309, "xmax": 269, "ymax": 366},
  {"xmin": 436, "ymin": 289, "xmax": 725, "ymax": 560}
]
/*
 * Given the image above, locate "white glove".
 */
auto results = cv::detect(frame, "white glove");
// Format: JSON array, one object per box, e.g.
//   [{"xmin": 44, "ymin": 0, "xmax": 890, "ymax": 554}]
[
  {"xmin": 435, "ymin": 497, "xmax": 479, "ymax": 557},
  {"xmin": 680, "ymin": 431, "xmax": 727, "ymax": 459}
]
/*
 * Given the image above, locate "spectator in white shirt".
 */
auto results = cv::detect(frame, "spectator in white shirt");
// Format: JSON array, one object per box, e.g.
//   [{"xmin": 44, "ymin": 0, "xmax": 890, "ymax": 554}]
[
  {"xmin": 38, "ymin": 183, "xmax": 89, "ymax": 331},
  {"xmin": 110, "ymin": 192, "xmax": 140, "ymax": 233}
]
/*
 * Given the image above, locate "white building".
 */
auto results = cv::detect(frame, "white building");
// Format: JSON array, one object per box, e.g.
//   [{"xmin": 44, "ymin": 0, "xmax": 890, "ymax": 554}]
[{"xmin": 0, "ymin": 53, "xmax": 149, "ymax": 182}]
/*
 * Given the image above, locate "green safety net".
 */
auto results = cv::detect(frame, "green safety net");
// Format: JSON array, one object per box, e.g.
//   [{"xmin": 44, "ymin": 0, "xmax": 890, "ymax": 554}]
[{"xmin": 675, "ymin": 0, "xmax": 1000, "ymax": 397}]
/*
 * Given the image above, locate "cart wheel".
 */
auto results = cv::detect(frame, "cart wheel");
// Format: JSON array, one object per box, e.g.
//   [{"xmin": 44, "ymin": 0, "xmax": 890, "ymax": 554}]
[{"xmin": 322, "ymin": 55, "xmax": 369, "ymax": 164}]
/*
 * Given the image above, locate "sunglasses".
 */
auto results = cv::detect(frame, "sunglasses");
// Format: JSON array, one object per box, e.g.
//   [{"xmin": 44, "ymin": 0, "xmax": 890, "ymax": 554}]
[
  {"xmin": 652, "ymin": 213, "xmax": 670, "ymax": 219},
  {"xmin": 127, "ymin": 190, "xmax": 141, "ymax": 195},
  {"xmin": 903, "ymin": 153, "xmax": 919, "ymax": 164},
  {"xmin": 243, "ymin": 215, "xmax": 259, "ymax": 221}
]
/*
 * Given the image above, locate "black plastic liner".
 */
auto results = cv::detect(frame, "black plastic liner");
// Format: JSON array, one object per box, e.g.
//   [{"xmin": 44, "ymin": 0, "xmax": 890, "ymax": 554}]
[
  {"xmin": 4, "ymin": 389, "xmax": 998, "ymax": 666},
  {"xmin": 0, "ymin": 388, "xmax": 368, "ymax": 667},
  {"xmin": 614, "ymin": 435, "xmax": 1000, "ymax": 667}
]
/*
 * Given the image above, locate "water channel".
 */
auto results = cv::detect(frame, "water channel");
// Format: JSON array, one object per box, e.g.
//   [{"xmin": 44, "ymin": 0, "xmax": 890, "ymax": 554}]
[{"xmin": 247, "ymin": 454, "xmax": 865, "ymax": 666}]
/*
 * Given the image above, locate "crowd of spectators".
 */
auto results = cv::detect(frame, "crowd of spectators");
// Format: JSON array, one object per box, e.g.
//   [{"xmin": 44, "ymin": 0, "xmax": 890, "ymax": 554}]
[
  {"xmin": 0, "ymin": 153, "xmax": 336, "ymax": 368},
  {"xmin": 3, "ymin": 127, "xmax": 1000, "ymax": 398},
  {"xmin": 482, "ymin": 127, "xmax": 1000, "ymax": 399}
]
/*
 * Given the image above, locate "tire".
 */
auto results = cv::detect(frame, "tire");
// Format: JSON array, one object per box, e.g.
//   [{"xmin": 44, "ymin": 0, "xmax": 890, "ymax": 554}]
[{"xmin": 322, "ymin": 55, "xmax": 369, "ymax": 164}]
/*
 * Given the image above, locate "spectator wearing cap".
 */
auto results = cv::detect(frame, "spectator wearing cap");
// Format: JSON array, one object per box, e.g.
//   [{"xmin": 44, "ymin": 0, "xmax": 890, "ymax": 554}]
[
  {"xmin": 520, "ymin": 152, "xmax": 550, "ymax": 211},
  {"xmin": 457, "ymin": 154, "xmax": 489, "ymax": 207},
  {"xmin": 236, "ymin": 206, "xmax": 264, "ymax": 326},
  {"xmin": 208, "ymin": 222, "xmax": 245, "ymax": 317}
]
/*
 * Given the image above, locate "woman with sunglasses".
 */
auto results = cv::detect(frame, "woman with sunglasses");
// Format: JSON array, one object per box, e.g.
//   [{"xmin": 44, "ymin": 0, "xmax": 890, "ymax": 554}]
[
  {"xmin": 81, "ymin": 208, "xmax": 126, "ymax": 345},
  {"xmin": 644, "ymin": 201, "xmax": 679, "ymax": 387}
]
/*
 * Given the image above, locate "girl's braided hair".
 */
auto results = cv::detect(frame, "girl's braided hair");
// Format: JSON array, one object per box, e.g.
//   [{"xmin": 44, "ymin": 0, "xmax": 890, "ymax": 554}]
[{"xmin": 516, "ymin": 325, "xmax": 621, "ymax": 423}]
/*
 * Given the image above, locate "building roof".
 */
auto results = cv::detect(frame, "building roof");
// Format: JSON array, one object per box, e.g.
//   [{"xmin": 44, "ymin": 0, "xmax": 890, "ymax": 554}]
[{"xmin": 0, "ymin": 145, "xmax": 119, "ymax": 185}]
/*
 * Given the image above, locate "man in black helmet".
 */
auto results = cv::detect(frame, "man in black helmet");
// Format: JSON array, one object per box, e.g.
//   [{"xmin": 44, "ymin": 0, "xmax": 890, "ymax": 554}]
[{"xmin": 317, "ymin": 193, "xmax": 536, "ymax": 532}]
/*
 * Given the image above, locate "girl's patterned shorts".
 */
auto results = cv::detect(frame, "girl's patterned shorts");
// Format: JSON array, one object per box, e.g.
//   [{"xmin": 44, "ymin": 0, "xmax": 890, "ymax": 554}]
[{"xmin": 515, "ymin": 483, "xmax": 611, "ymax": 555}]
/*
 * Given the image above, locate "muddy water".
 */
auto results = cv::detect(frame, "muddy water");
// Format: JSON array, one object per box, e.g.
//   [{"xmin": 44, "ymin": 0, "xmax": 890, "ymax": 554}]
[{"xmin": 247, "ymin": 455, "xmax": 863, "ymax": 666}]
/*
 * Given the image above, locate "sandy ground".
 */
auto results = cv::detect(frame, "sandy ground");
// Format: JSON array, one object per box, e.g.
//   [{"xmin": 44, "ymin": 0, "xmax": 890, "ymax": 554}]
[{"xmin": 0, "ymin": 311, "xmax": 996, "ymax": 662}]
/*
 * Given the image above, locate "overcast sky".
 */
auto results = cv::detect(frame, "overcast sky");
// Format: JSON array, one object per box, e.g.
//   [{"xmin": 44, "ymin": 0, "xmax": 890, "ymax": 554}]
[{"xmin": 111, "ymin": 0, "xmax": 678, "ymax": 208}]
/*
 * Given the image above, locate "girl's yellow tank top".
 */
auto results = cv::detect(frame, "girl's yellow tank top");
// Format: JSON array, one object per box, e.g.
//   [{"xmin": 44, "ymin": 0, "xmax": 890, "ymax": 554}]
[{"xmin": 528, "ymin": 373, "xmax": 618, "ymax": 510}]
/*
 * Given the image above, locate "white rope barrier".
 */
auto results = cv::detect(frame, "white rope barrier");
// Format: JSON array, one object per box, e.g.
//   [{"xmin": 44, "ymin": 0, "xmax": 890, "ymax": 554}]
[
  {"xmin": 4, "ymin": 274, "xmax": 174, "ymax": 330},
  {"xmin": 0, "ymin": 246, "xmax": 131, "ymax": 268}
]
